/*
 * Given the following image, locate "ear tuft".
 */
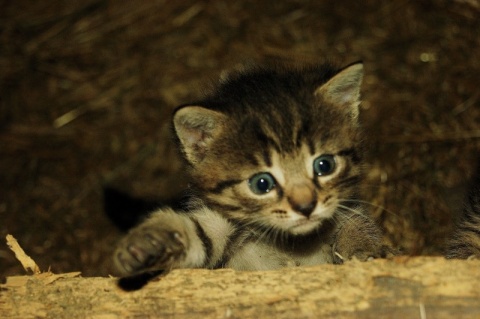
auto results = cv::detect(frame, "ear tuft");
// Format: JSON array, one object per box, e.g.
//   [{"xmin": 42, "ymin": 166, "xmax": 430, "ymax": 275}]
[
  {"xmin": 173, "ymin": 106, "xmax": 226, "ymax": 164},
  {"xmin": 315, "ymin": 63, "xmax": 364, "ymax": 120}
]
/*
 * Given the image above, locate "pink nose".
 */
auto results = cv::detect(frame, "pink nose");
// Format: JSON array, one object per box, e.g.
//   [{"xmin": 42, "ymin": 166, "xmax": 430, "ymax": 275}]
[{"xmin": 287, "ymin": 184, "xmax": 317, "ymax": 217}]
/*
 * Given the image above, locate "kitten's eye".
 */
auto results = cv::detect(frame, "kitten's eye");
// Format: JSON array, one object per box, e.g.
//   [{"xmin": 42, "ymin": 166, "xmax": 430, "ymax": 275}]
[
  {"xmin": 313, "ymin": 155, "xmax": 336, "ymax": 176},
  {"xmin": 248, "ymin": 173, "xmax": 276, "ymax": 195}
]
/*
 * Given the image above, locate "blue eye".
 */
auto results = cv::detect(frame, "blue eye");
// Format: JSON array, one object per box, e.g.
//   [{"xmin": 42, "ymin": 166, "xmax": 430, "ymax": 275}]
[
  {"xmin": 313, "ymin": 155, "xmax": 336, "ymax": 176},
  {"xmin": 248, "ymin": 173, "xmax": 276, "ymax": 194}
]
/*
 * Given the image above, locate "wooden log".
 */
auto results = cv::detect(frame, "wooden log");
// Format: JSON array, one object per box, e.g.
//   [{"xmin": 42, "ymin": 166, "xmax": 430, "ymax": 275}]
[{"xmin": 1, "ymin": 257, "xmax": 479, "ymax": 319}]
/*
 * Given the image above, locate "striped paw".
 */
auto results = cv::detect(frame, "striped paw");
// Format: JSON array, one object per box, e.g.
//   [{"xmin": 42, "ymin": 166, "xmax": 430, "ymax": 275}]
[{"xmin": 114, "ymin": 227, "xmax": 187, "ymax": 276}]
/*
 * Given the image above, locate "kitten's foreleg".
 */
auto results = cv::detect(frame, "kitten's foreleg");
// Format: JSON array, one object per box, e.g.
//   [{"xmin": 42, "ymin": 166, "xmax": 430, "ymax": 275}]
[
  {"xmin": 332, "ymin": 213, "xmax": 392, "ymax": 263},
  {"xmin": 445, "ymin": 214, "xmax": 480, "ymax": 259},
  {"xmin": 113, "ymin": 205, "xmax": 235, "ymax": 276},
  {"xmin": 113, "ymin": 207, "xmax": 216, "ymax": 276}
]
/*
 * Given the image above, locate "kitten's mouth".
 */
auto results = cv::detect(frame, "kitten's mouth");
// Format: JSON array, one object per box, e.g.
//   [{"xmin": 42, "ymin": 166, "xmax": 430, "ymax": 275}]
[{"xmin": 289, "ymin": 217, "xmax": 322, "ymax": 234}]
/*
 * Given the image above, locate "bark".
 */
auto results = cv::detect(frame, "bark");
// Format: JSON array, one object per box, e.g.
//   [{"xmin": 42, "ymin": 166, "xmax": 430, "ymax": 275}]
[{"xmin": 1, "ymin": 257, "xmax": 479, "ymax": 319}]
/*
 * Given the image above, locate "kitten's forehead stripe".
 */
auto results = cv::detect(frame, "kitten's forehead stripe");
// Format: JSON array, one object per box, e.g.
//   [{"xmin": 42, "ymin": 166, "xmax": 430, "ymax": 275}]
[
  {"xmin": 306, "ymin": 138, "xmax": 316, "ymax": 156},
  {"xmin": 295, "ymin": 102, "xmax": 317, "ymax": 148},
  {"xmin": 245, "ymin": 153, "xmax": 259, "ymax": 166},
  {"xmin": 262, "ymin": 149, "xmax": 272, "ymax": 167},
  {"xmin": 257, "ymin": 128, "xmax": 282, "ymax": 154}
]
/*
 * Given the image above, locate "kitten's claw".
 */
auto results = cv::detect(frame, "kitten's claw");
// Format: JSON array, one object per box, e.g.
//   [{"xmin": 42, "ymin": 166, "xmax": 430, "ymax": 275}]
[
  {"xmin": 113, "ymin": 229, "xmax": 187, "ymax": 277},
  {"xmin": 467, "ymin": 254, "xmax": 479, "ymax": 260}
]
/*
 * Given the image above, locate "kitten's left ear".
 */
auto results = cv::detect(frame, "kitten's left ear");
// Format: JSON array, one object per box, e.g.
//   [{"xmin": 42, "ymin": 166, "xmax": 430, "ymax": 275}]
[
  {"xmin": 173, "ymin": 106, "xmax": 227, "ymax": 164},
  {"xmin": 315, "ymin": 62, "xmax": 363, "ymax": 120}
]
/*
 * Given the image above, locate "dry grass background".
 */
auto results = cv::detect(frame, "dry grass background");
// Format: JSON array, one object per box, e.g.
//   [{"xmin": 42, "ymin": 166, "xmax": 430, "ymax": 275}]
[{"xmin": 1, "ymin": 0, "xmax": 479, "ymax": 277}]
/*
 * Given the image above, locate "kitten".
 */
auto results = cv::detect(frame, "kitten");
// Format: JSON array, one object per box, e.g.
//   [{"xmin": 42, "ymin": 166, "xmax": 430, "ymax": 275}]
[
  {"xmin": 446, "ymin": 161, "xmax": 480, "ymax": 259},
  {"xmin": 113, "ymin": 61, "xmax": 389, "ymax": 276}
]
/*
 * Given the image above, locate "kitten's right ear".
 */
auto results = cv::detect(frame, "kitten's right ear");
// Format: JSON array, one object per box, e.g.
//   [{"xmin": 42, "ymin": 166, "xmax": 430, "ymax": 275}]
[{"xmin": 173, "ymin": 106, "xmax": 226, "ymax": 164}]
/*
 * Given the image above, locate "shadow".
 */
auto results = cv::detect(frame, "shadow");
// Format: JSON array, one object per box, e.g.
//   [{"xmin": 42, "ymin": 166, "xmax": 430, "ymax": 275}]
[
  {"xmin": 103, "ymin": 187, "xmax": 192, "ymax": 232},
  {"xmin": 117, "ymin": 270, "xmax": 165, "ymax": 291}
]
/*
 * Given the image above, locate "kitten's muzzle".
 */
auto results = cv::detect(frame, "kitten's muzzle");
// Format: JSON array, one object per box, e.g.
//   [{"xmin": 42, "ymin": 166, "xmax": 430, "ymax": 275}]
[{"xmin": 287, "ymin": 183, "xmax": 317, "ymax": 217}]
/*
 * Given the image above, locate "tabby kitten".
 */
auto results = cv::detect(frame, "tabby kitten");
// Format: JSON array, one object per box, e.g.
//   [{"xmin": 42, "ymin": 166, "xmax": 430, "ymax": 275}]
[
  {"xmin": 113, "ymin": 61, "xmax": 388, "ymax": 276},
  {"xmin": 446, "ymin": 162, "xmax": 480, "ymax": 259}
]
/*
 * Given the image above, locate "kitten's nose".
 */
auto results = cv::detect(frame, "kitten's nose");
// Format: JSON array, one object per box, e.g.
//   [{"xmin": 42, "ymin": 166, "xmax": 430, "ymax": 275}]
[
  {"xmin": 292, "ymin": 200, "xmax": 317, "ymax": 217},
  {"xmin": 288, "ymin": 184, "xmax": 317, "ymax": 217}
]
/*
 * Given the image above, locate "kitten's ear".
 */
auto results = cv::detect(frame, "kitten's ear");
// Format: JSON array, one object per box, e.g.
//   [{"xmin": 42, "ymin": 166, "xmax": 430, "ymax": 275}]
[
  {"xmin": 173, "ymin": 106, "xmax": 226, "ymax": 164},
  {"xmin": 315, "ymin": 63, "xmax": 363, "ymax": 120}
]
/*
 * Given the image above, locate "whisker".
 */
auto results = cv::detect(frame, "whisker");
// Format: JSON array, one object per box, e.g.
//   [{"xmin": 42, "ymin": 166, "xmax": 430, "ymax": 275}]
[
  {"xmin": 239, "ymin": 216, "xmax": 280, "ymax": 247},
  {"xmin": 254, "ymin": 223, "xmax": 275, "ymax": 246},
  {"xmin": 337, "ymin": 204, "xmax": 368, "ymax": 219},
  {"xmin": 338, "ymin": 198, "xmax": 400, "ymax": 218},
  {"xmin": 334, "ymin": 209, "xmax": 356, "ymax": 227},
  {"xmin": 330, "ymin": 212, "xmax": 344, "ymax": 227}
]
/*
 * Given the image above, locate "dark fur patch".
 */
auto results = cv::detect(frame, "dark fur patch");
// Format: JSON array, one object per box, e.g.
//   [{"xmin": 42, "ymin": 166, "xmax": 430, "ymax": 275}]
[
  {"xmin": 192, "ymin": 218, "xmax": 213, "ymax": 266},
  {"xmin": 338, "ymin": 148, "xmax": 362, "ymax": 164},
  {"xmin": 208, "ymin": 179, "xmax": 243, "ymax": 194},
  {"xmin": 203, "ymin": 200, "xmax": 243, "ymax": 213},
  {"xmin": 212, "ymin": 227, "xmax": 248, "ymax": 269}
]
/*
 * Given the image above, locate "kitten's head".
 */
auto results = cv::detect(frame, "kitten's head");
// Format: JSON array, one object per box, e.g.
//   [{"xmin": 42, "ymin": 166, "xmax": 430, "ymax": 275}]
[{"xmin": 173, "ymin": 62, "xmax": 365, "ymax": 236}]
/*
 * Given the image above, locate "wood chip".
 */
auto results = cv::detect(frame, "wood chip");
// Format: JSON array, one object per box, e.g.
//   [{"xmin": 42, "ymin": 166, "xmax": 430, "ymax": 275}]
[{"xmin": 5, "ymin": 234, "xmax": 41, "ymax": 274}]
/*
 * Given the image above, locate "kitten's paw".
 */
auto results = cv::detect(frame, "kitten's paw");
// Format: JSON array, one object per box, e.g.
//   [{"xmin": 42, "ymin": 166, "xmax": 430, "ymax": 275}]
[
  {"xmin": 114, "ymin": 228, "xmax": 187, "ymax": 276},
  {"xmin": 445, "ymin": 245, "xmax": 480, "ymax": 260},
  {"xmin": 334, "ymin": 242, "xmax": 397, "ymax": 264}
]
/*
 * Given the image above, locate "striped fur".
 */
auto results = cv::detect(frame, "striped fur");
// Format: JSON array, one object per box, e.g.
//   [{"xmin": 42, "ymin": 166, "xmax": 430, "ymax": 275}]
[
  {"xmin": 446, "ymin": 163, "xmax": 480, "ymax": 259},
  {"xmin": 113, "ymin": 62, "xmax": 389, "ymax": 276}
]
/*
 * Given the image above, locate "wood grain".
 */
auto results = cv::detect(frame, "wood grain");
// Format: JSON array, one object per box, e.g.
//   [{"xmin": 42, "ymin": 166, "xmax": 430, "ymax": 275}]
[{"xmin": 1, "ymin": 257, "xmax": 479, "ymax": 319}]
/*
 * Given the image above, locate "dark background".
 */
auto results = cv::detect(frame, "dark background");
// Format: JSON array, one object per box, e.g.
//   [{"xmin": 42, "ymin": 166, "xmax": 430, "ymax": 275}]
[{"xmin": 1, "ymin": 0, "xmax": 479, "ymax": 277}]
